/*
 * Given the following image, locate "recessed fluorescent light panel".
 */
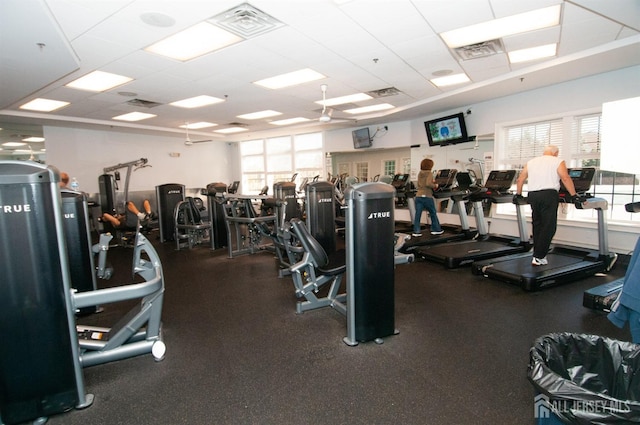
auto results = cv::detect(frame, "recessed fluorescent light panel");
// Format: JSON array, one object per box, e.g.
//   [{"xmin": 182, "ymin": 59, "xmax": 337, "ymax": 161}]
[
  {"xmin": 180, "ymin": 122, "xmax": 218, "ymax": 129},
  {"xmin": 145, "ymin": 22, "xmax": 242, "ymax": 61},
  {"xmin": 508, "ymin": 43, "xmax": 557, "ymax": 63},
  {"xmin": 270, "ymin": 117, "xmax": 311, "ymax": 126},
  {"xmin": 112, "ymin": 112, "xmax": 156, "ymax": 122},
  {"xmin": 430, "ymin": 73, "xmax": 471, "ymax": 87},
  {"xmin": 19, "ymin": 98, "xmax": 70, "ymax": 112},
  {"xmin": 22, "ymin": 137, "xmax": 45, "ymax": 142},
  {"xmin": 66, "ymin": 71, "xmax": 133, "ymax": 92},
  {"xmin": 344, "ymin": 103, "xmax": 394, "ymax": 114},
  {"xmin": 441, "ymin": 5, "xmax": 561, "ymax": 48},
  {"xmin": 254, "ymin": 68, "xmax": 325, "ymax": 89},
  {"xmin": 316, "ymin": 93, "xmax": 373, "ymax": 107},
  {"xmin": 2, "ymin": 142, "xmax": 26, "ymax": 147},
  {"xmin": 170, "ymin": 95, "xmax": 225, "ymax": 108},
  {"xmin": 214, "ymin": 127, "xmax": 248, "ymax": 134},
  {"xmin": 237, "ymin": 110, "xmax": 282, "ymax": 120}
]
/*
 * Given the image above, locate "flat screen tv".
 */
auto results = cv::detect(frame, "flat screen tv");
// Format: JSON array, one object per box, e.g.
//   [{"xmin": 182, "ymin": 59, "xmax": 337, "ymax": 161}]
[
  {"xmin": 424, "ymin": 112, "xmax": 469, "ymax": 147},
  {"xmin": 352, "ymin": 127, "xmax": 372, "ymax": 149}
]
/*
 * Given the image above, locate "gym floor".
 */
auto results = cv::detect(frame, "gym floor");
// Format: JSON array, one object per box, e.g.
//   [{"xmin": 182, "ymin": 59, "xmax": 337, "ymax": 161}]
[{"xmin": 48, "ymin": 228, "xmax": 630, "ymax": 425}]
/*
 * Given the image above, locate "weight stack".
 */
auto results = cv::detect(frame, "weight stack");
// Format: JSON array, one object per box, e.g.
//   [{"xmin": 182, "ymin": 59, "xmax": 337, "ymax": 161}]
[
  {"xmin": 155, "ymin": 183, "xmax": 185, "ymax": 242},
  {"xmin": 206, "ymin": 182, "xmax": 228, "ymax": 249},
  {"xmin": 273, "ymin": 181, "xmax": 300, "ymax": 222},
  {"xmin": 305, "ymin": 181, "xmax": 336, "ymax": 254},
  {"xmin": 0, "ymin": 162, "xmax": 88, "ymax": 424},
  {"xmin": 61, "ymin": 189, "xmax": 99, "ymax": 315},
  {"xmin": 344, "ymin": 182, "xmax": 396, "ymax": 345}
]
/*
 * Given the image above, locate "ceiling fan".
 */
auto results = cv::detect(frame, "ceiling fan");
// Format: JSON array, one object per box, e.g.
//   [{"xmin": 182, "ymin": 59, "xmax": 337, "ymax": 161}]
[
  {"xmin": 183, "ymin": 124, "xmax": 213, "ymax": 146},
  {"xmin": 318, "ymin": 84, "xmax": 357, "ymax": 124}
]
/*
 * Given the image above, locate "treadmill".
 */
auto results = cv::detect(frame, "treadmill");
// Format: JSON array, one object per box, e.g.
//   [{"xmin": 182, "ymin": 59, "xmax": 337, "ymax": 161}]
[
  {"xmin": 415, "ymin": 170, "xmax": 531, "ymax": 268},
  {"xmin": 472, "ymin": 168, "xmax": 618, "ymax": 291},
  {"xmin": 399, "ymin": 169, "xmax": 478, "ymax": 254},
  {"xmin": 583, "ymin": 201, "xmax": 640, "ymax": 311}
]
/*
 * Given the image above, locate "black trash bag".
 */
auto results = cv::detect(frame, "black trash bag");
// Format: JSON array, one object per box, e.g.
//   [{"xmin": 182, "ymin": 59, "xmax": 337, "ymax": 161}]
[{"xmin": 528, "ymin": 332, "xmax": 640, "ymax": 424}]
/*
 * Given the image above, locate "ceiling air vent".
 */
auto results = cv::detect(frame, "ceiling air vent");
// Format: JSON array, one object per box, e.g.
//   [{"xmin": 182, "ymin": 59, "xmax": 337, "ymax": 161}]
[
  {"xmin": 226, "ymin": 122, "xmax": 248, "ymax": 127},
  {"xmin": 126, "ymin": 98, "xmax": 163, "ymax": 108},
  {"xmin": 210, "ymin": 3, "xmax": 284, "ymax": 39},
  {"xmin": 454, "ymin": 39, "xmax": 504, "ymax": 61},
  {"xmin": 366, "ymin": 87, "xmax": 401, "ymax": 98}
]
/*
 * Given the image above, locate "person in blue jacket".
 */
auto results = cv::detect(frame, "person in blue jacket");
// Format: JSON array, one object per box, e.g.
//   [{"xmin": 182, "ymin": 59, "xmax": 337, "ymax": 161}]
[{"xmin": 608, "ymin": 236, "xmax": 640, "ymax": 343}]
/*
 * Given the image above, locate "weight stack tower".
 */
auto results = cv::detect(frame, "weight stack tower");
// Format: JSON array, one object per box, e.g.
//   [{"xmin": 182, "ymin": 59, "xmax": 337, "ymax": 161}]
[
  {"xmin": 206, "ymin": 182, "xmax": 228, "ymax": 249},
  {"xmin": 0, "ymin": 161, "xmax": 92, "ymax": 425},
  {"xmin": 273, "ymin": 181, "xmax": 300, "ymax": 222},
  {"xmin": 343, "ymin": 182, "xmax": 397, "ymax": 346},
  {"xmin": 61, "ymin": 189, "xmax": 99, "ymax": 315},
  {"xmin": 98, "ymin": 173, "xmax": 116, "ymax": 214},
  {"xmin": 155, "ymin": 183, "xmax": 185, "ymax": 243},
  {"xmin": 305, "ymin": 181, "xmax": 336, "ymax": 254}
]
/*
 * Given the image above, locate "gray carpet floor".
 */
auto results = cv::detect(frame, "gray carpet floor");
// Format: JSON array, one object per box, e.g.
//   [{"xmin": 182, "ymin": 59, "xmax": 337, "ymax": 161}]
[{"xmin": 46, "ymin": 230, "xmax": 630, "ymax": 425}]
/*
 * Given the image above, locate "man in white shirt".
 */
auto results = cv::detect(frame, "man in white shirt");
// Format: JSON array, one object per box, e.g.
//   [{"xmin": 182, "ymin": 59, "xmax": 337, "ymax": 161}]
[{"xmin": 515, "ymin": 145, "xmax": 578, "ymax": 266}]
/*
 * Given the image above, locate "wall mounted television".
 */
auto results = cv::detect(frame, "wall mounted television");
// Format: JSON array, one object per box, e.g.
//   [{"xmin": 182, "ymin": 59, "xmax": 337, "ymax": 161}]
[
  {"xmin": 352, "ymin": 127, "xmax": 372, "ymax": 149},
  {"xmin": 424, "ymin": 112, "xmax": 469, "ymax": 147}
]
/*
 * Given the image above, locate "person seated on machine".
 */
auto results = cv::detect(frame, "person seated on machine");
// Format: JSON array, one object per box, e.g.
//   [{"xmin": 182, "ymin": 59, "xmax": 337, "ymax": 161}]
[{"xmin": 102, "ymin": 200, "xmax": 154, "ymax": 228}]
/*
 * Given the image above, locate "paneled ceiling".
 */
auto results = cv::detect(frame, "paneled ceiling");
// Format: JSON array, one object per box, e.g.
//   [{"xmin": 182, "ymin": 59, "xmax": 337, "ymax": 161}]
[{"xmin": 1, "ymin": 0, "xmax": 638, "ymax": 148}]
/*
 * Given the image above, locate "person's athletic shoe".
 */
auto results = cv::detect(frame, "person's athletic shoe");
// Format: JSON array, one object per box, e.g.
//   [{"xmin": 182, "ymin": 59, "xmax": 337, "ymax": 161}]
[
  {"xmin": 531, "ymin": 257, "xmax": 548, "ymax": 266},
  {"xmin": 431, "ymin": 230, "xmax": 444, "ymax": 235},
  {"xmin": 412, "ymin": 233, "xmax": 422, "ymax": 237}
]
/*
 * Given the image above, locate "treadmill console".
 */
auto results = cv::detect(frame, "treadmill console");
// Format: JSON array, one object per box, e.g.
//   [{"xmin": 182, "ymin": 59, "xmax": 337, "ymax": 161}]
[
  {"xmin": 484, "ymin": 170, "xmax": 516, "ymax": 194},
  {"xmin": 560, "ymin": 167, "xmax": 595, "ymax": 202},
  {"xmin": 434, "ymin": 169, "xmax": 457, "ymax": 189}
]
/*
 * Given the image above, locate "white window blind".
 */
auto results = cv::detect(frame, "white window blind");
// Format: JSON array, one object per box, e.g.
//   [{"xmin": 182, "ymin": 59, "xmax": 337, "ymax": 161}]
[{"xmin": 503, "ymin": 119, "xmax": 563, "ymax": 169}]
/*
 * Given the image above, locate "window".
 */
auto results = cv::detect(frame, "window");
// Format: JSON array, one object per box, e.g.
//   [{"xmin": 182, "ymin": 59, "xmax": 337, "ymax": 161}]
[
  {"xmin": 240, "ymin": 132, "xmax": 324, "ymax": 194},
  {"xmin": 383, "ymin": 159, "xmax": 396, "ymax": 178},
  {"xmin": 355, "ymin": 162, "xmax": 369, "ymax": 182},
  {"xmin": 495, "ymin": 111, "xmax": 639, "ymax": 223}
]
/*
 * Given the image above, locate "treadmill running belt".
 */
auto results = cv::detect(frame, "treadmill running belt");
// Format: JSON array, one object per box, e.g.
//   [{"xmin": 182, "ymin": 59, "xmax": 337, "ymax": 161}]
[{"xmin": 477, "ymin": 252, "xmax": 607, "ymax": 291}]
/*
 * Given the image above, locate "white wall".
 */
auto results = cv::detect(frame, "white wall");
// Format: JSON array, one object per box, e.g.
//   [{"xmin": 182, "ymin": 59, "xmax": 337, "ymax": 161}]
[{"xmin": 45, "ymin": 126, "xmax": 233, "ymax": 194}]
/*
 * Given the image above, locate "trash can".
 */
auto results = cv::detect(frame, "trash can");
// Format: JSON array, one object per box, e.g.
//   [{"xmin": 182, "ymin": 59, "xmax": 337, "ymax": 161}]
[{"xmin": 528, "ymin": 332, "xmax": 640, "ymax": 424}]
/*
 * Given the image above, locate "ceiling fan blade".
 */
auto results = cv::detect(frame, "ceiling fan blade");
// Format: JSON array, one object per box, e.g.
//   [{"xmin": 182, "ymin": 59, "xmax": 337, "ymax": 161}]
[{"xmin": 185, "ymin": 139, "xmax": 213, "ymax": 146}]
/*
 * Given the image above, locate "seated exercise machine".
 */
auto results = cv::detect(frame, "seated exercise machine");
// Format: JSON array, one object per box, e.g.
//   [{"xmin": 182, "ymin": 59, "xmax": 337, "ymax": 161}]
[
  {"xmin": 99, "ymin": 158, "xmax": 154, "ymax": 246},
  {"xmin": 288, "ymin": 218, "xmax": 347, "ymax": 314},
  {"xmin": 222, "ymin": 193, "xmax": 277, "ymax": 258},
  {"xmin": 74, "ymin": 230, "xmax": 166, "ymax": 367},
  {"xmin": 173, "ymin": 196, "xmax": 210, "ymax": 250},
  {"xmin": 472, "ymin": 168, "xmax": 618, "ymax": 291},
  {"xmin": 415, "ymin": 169, "xmax": 531, "ymax": 268},
  {"xmin": 0, "ymin": 162, "xmax": 165, "ymax": 425}
]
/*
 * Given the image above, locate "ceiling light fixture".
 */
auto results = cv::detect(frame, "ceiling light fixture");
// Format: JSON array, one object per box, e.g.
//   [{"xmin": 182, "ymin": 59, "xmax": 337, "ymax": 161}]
[
  {"xmin": 441, "ymin": 5, "xmax": 561, "ymax": 48},
  {"xmin": 430, "ymin": 73, "xmax": 471, "ymax": 87},
  {"xmin": 254, "ymin": 68, "xmax": 326, "ymax": 89},
  {"xmin": 315, "ymin": 92, "xmax": 373, "ymax": 107},
  {"xmin": 170, "ymin": 95, "xmax": 225, "ymax": 108},
  {"xmin": 214, "ymin": 127, "xmax": 248, "ymax": 134},
  {"xmin": 270, "ymin": 117, "xmax": 311, "ymax": 126},
  {"xmin": 22, "ymin": 137, "xmax": 45, "ymax": 142},
  {"xmin": 344, "ymin": 103, "xmax": 394, "ymax": 114},
  {"xmin": 2, "ymin": 142, "xmax": 27, "ymax": 147},
  {"xmin": 112, "ymin": 112, "xmax": 156, "ymax": 122},
  {"xmin": 19, "ymin": 98, "xmax": 70, "ymax": 112},
  {"xmin": 66, "ymin": 70, "xmax": 133, "ymax": 92},
  {"xmin": 145, "ymin": 22, "xmax": 243, "ymax": 61},
  {"xmin": 508, "ymin": 43, "xmax": 557, "ymax": 63},
  {"xmin": 179, "ymin": 122, "xmax": 218, "ymax": 129},
  {"xmin": 237, "ymin": 110, "xmax": 282, "ymax": 120}
]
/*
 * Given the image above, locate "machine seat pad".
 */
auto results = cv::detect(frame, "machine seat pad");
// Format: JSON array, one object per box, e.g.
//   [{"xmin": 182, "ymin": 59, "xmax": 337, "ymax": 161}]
[{"xmin": 318, "ymin": 249, "xmax": 346, "ymax": 276}]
